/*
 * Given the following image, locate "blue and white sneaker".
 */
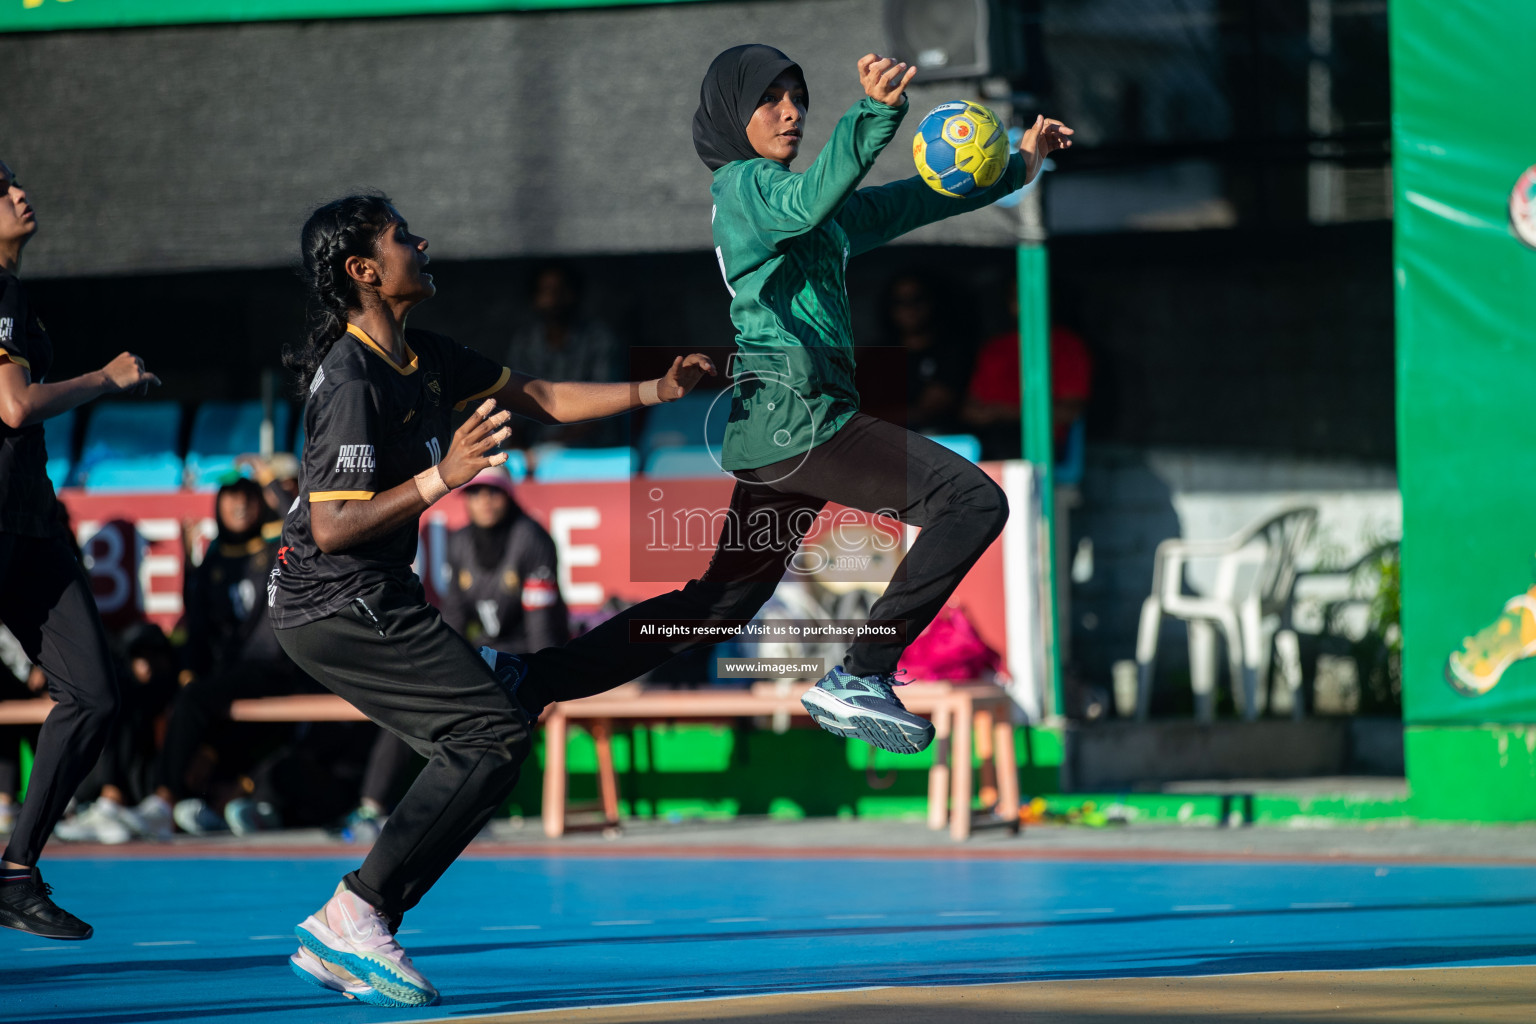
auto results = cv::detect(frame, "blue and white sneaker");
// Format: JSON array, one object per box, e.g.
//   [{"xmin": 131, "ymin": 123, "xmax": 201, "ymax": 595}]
[
  {"xmin": 479, "ymin": 646, "xmax": 536, "ymax": 724},
  {"xmin": 290, "ymin": 944, "xmax": 375, "ymax": 1002},
  {"xmin": 296, "ymin": 885, "xmax": 438, "ymax": 1007},
  {"xmin": 800, "ymin": 666, "xmax": 936, "ymax": 754}
]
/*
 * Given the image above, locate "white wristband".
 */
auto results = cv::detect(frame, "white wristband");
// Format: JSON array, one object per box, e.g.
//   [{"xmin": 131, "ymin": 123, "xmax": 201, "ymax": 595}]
[
  {"xmin": 414, "ymin": 465, "xmax": 450, "ymax": 506},
  {"xmin": 640, "ymin": 379, "xmax": 663, "ymax": 406}
]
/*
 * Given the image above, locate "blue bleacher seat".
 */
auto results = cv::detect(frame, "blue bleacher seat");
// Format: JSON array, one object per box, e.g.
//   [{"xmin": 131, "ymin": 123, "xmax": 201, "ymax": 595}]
[
  {"xmin": 926, "ymin": 433, "xmax": 983, "ymax": 462},
  {"xmin": 185, "ymin": 401, "xmax": 293, "ymax": 490},
  {"xmin": 42, "ymin": 408, "xmax": 75, "ymax": 489},
  {"xmin": 644, "ymin": 446, "xmax": 725, "ymax": 479},
  {"xmin": 78, "ymin": 401, "xmax": 184, "ymax": 493},
  {"xmin": 532, "ymin": 447, "xmax": 637, "ymax": 483},
  {"xmin": 639, "ymin": 390, "xmax": 727, "ymax": 456}
]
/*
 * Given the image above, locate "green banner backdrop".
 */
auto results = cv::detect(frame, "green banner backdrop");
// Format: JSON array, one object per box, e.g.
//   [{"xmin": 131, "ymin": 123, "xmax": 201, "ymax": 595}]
[
  {"xmin": 0, "ymin": 0, "xmax": 707, "ymax": 33},
  {"xmin": 1394, "ymin": 0, "xmax": 1536, "ymax": 731}
]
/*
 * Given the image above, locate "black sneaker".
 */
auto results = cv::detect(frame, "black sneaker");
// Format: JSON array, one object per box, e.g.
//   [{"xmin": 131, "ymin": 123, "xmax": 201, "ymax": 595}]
[{"xmin": 0, "ymin": 868, "xmax": 93, "ymax": 940}]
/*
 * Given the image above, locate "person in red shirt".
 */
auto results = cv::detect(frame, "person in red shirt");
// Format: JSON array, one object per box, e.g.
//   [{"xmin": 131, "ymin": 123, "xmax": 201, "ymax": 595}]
[{"xmin": 962, "ymin": 280, "xmax": 1092, "ymax": 462}]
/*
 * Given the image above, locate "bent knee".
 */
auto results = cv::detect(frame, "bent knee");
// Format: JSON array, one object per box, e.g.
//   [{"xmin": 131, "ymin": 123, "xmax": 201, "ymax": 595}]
[
  {"xmin": 982, "ymin": 482, "xmax": 1010, "ymax": 534},
  {"xmin": 74, "ymin": 687, "xmax": 121, "ymax": 726},
  {"xmin": 950, "ymin": 474, "xmax": 1009, "ymax": 538}
]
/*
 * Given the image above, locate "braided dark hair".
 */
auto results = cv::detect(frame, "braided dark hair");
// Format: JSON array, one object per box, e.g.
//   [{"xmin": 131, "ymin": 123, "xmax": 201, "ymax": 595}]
[{"xmin": 283, "ymin": 192, "xmax": 396, "ymax": 395}]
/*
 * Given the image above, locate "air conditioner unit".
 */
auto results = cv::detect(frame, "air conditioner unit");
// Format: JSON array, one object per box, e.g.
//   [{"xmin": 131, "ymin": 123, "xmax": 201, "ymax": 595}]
[{"xmin": 882, "ymin": 0, "xmax": 1033, "ymax": 83}]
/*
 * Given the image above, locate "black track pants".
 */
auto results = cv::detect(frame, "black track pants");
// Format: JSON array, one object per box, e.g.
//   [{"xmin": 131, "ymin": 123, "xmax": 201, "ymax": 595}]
[
  {"xmin": 519, "ymin": 413, "xmax": 1009, "ymax": 711},
  {"xmin": 0, "ymin": 534, "xmax": 120, "ymax": 867},
  {"xmin": 275, "ymin": 580, "xmax": 530, "ymax": 925}
]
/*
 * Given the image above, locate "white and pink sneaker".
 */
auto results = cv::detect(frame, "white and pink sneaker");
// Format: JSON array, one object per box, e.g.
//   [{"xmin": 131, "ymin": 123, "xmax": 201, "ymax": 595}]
[
  {"xmin": 294, "ymin": 884, "xmax": 438, "ymax": 1007},
  {"xmin": 289, "ymin": 945, "xmax": 375, "ymax": 1001}
]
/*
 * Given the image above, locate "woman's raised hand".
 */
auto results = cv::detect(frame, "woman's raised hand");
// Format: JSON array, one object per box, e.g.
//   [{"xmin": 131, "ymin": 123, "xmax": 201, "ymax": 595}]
[
  {"xmin": 440, "ymin": 398, "xmax": 512, "ymax": 488},
  {"xmin": 858, "ymin": 53, "xmax": 917, "ymax": 107},
  {"xmin": 102, "ymin": 352, "xmax": 161, "ymax": 396},
  {"xmin": 658, "ymin": 353, "xmax": 718, "ymax": 402},
  {"xmin": 1019, "ymin": 115, "xmax": 1074, "ymax": 185}
]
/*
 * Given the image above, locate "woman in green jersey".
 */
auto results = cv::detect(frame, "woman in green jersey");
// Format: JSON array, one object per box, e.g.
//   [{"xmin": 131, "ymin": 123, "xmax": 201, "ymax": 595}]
[{"xmin": 516, "ymin": 45, "xmax": 1072, "ymax": 755}]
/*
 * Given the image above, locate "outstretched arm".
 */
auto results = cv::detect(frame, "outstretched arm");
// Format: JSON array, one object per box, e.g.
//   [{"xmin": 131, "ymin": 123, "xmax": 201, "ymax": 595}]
[
  {"xmin": 490, "ymin": 354, "xmax": 717, "ymax": 425},
  {"xmin": 737, "ymin": 55, "xmax": 919, "ymax": 247},
  {"xmin": 838, "ymin": 115, "xmax": 1074, "ymax": 256},
  {"xmin": 0, "ymin": 351, "xmax": 160, "ymax": 430}
]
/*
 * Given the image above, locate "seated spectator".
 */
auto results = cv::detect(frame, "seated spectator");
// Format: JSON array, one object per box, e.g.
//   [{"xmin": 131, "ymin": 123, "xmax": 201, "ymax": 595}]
[
  {"xmin": 126, "ymin": 477, "xmax": 318, "ymax": 836},
  {"xmin": 962, "ymin": 280, "xmax": 1093, "ymax": 462},
  {"xmin": 51, "ymin": 625, "xmax": 178, "ymax": 844},
  {"xmin": 236, "ymin": 452, "xmax": 301, "ymax": 517},
  {"xmin": 505, "ymin": 261, "xmax": 623, "ymax": 450},
  {"xmin": 343, "ymin": 466, "xmax": 569, "ymax": 839},
  {"xmin": 441, "ymin": 466, "xmax": 570, "ymax": 653}
]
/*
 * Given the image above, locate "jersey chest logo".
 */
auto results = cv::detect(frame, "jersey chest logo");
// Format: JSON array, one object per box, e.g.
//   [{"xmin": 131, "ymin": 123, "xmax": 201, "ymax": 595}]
[{"xmin": 424, "ymin": 372, "xmax": 444, "ymax": 406}]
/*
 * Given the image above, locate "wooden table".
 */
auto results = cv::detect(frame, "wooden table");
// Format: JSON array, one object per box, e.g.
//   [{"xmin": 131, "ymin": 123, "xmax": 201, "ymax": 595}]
[
  {"xmin": 0, "ymin": 681, "xmax": 1021, "ymax": 840},
  {"xmin": 0, "ymin": 695, "xmax": 368, "ymax": 724},
  {"xmin": 541, "ymin": 682, "xmax": 1019, "ymax": 841}
]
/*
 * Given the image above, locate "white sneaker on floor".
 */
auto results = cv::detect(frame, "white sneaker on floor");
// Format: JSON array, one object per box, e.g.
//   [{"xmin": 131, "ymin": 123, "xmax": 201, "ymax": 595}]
[
  {"xmin": 289, "ymin": 944, "xmax": 376, "ymax": 1001},
  {"xmin": 52, "ymin": 799, "xmax": 132, "ymax": 845},
  {"xmin": 120, "ymin": 795, "xmax": 174, "ymax": 841},
  {"xmin": 225, "ymin": 798, "xmax": 281, "ymax": 837},
  {"xmin": 172, "ymin": 798, "xmax": 228, "ymax": 835},
  {"xmin": 296, "ymin": 885, "xmax": 438, "ymax": 1007}
]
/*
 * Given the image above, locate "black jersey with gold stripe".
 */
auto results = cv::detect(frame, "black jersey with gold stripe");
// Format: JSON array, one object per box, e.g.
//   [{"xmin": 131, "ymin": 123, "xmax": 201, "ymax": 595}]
[
  {"xmin": 0, "ymin": 270, "xmax": 59, "ymax": 538},
  {"xmin": 268, "ymin": 324, "xmax": 510, "ymax": 629}
]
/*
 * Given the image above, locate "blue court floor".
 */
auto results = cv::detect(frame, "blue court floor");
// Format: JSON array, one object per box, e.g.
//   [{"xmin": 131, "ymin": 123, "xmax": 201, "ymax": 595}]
[{"xmin": 5, "ymin": 854, "xmax": 1536, "ymax": 1023}]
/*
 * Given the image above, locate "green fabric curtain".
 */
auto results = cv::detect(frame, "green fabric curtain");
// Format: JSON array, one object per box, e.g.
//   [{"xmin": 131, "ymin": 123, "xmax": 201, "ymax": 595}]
[{"xmin": 1393, "ymin": 0, "xmax": 1536, "ymax": 724}]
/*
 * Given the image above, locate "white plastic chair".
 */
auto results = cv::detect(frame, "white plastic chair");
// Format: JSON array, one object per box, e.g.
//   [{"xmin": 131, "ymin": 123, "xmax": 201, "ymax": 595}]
[{"xmin": 1134, "ymin": 506, "xmax": 1317, "ymax": 723}]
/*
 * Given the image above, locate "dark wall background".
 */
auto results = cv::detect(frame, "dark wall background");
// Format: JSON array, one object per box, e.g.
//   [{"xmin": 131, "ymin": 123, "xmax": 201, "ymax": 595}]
[{"xmin": 0, "ymin": 0, "xmax": 1019, "ymax": 279}]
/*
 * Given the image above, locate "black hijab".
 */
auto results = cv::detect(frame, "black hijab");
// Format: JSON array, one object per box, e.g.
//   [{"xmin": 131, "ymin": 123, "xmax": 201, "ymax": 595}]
[
  {"xmin": 214, "ymin": 477, "xmax": 272, "ymax": 548},
  {"xmin": 692, "ymin": 44, "xmax": 809, "ymax": 171}
]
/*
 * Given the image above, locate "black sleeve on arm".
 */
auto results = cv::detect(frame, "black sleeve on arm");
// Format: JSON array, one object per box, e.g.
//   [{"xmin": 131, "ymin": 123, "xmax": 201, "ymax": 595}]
[
  {"xmin": 440, "ymin": 333, "xmax": 511, "ymax": 411},
  {"xmin": 303, "ymin": 379, "xmax": 382, "ymax": 503},
  {"xmin": 0, "ymin": 276, "xmax": 31, "ymax": 369}
]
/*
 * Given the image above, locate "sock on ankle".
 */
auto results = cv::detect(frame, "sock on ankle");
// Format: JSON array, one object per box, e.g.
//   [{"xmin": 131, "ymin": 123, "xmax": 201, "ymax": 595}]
[{"xmin": 0, "ymin": 868, "xmax": 33, "ymax": 885}]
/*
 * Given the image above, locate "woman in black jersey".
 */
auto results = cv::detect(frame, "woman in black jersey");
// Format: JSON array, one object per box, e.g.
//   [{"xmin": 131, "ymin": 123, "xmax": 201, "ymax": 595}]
[
  {"xmin": 0, "ymin": 157, "xmax": 160, "ymax": 941},
  {"xmin": 271, "ymin": 193, "xmax": 712, "ymax": 1008}
]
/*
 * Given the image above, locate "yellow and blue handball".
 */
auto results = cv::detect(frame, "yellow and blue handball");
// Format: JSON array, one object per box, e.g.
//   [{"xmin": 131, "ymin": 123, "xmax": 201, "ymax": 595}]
[{"xmin": 913, "ymin": 100, "xmax": 1009, "ymax": 198}]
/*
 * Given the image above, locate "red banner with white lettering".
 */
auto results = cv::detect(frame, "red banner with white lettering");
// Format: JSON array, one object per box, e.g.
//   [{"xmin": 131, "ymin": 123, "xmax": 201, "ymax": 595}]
[{"xmin": 57, "ymin": 469, "xmax": 1008, "ymax": 661}]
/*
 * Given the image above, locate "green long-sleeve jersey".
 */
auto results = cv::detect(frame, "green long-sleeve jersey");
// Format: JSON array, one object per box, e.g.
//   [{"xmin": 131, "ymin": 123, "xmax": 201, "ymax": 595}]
[{"xmin": 709, "ymin": 95, "xmax": 1030, "ymax": 471}]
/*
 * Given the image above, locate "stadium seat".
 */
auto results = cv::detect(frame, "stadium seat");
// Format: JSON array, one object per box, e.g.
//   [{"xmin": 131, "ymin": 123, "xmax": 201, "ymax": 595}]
[
  {"xmin": 639, "ymin": 390, "xmax": 727, "ymax": 456},
  {"xmin": 77, "ymin": 401, "xmax": 184, "ymax": 493},
  {"xmin": 643, "ymin": 445, "xmax": 725, "ymax": 479},
  {"xmin": 926, "ymin": 433, "xmax": 983, "ymax": 462},
  {"xmin": 185, "ymin": 401, "xmax": 292, "ymax": 489},
  {"xmin": 42, "ymin": 408, "xmax": 75, "ymax": 489},
  {"xmin": 532, "ymin": 447, "xmax": 637, "ymax": 483}
]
